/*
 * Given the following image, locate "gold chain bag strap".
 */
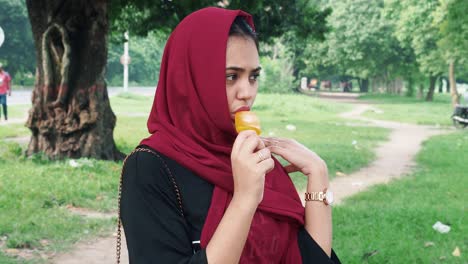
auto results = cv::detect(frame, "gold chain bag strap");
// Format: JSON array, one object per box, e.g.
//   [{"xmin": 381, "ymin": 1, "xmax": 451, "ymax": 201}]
[{"xmin": 116, "ymin": 148, "xmax": 185, "ymax": 264}]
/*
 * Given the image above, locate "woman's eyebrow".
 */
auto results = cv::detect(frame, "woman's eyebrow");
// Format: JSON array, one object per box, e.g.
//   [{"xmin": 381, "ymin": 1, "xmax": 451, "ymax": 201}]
[{"xmin": 226, "ymin": 66, "xmax": 262, "ymax": 72}]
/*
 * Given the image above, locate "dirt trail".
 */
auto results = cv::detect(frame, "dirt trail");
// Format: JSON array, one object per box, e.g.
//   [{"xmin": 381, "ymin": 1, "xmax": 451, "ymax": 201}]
[
  {"xmin": 329, "ymin": 103, "xmax": 451, "ymax": 204},
  {"xmin": 35, "ymin": 95, "xmax": 453, "ymax": 263},
  {"xmin": 51, "ymin": 235, "xmax": 128, "ymax": 264}
]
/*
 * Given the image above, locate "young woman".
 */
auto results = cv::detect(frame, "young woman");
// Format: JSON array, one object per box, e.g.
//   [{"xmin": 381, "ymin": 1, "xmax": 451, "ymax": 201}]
[{"xmin": 119, "ymin": 7, "xmax": 340, "ymax": 264}]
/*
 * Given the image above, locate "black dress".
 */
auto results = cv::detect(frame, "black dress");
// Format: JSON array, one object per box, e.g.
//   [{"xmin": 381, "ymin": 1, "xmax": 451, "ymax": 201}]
[{"xmin": 120, "ymin": 146, "xmax": 341, "ymax": 263}]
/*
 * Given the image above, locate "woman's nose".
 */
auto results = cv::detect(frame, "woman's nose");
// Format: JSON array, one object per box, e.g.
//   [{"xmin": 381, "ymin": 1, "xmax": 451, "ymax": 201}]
[{"xmin": 236, "ymin": 77, "xmax": 254, "ymax": 100}]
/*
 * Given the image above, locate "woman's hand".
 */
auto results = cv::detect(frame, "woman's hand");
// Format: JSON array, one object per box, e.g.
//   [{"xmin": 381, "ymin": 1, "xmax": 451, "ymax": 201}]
[
  {"xmin": 231, "ymin": 130, "xmax": 275, "ymax": 207},
  {"xmin": 263, "ymin": 137, "xmax": 329, "ymax": 183}
]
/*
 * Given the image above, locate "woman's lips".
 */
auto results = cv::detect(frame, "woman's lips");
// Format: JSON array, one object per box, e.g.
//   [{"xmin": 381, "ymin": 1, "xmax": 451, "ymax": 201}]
[
  {"xmin": 234, "ymin": 106, "xmax": 251, "ymax": 114},
  {"xmin": 231, "ymin": 106, "xmax": 251, "ymax": 120}
]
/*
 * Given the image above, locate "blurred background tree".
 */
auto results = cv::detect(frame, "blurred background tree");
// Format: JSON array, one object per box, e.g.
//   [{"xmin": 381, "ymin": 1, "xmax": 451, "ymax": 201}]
[{"xmin": 0, "ymin": 0, "xmax": 35, "ymax": 85}]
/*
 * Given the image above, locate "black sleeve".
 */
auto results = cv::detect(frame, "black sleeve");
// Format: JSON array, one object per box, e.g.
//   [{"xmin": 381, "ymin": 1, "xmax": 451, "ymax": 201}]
[
  {"xmin": 120, "ymin": 151, "xmax": 208, "ymax": 264},
  {"xmin": 298, "ymin": 227, "xmax": 341, "ymax": 263}
]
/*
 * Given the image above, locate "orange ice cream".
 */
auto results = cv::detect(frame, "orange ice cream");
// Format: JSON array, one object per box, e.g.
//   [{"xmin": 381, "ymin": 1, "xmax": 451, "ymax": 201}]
[{"xmin": 235, "ymin": 111, "xmax": 261, "ymax": 135}]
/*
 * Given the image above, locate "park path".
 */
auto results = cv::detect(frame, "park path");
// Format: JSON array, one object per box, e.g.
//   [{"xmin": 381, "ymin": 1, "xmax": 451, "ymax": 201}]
[
  {"xmin": 7, "ymin": 92, "xmax": 453, "ymax": 263},
  {"xmin": 296, "ymin": 92, "xmax": 452, "ymax": 204},
  {"xmin": 326, "ymin": 103, "xmax": 451, "ymax": 204}
]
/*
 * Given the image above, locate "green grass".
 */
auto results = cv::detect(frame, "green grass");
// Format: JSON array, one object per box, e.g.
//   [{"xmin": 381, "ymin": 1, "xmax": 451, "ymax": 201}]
[
  {"xmin": 110, "ymin": 92, "xmax": 154, "ymax": 116},
  {"xmin": 7, "ymin": 104, "xmax": 30, "ymax": 120},
  {"xmin": 253, "ymin": 94, "xmax": 387, "ymax": 187},
  {"xmin": 333, "ymin": 131, "xmax": 467, "ymax": 263},
  {"xmin": 0, "ymin": 124, "xmax": 29, "ymax": 139},
  {"xmin": 0, "ymin": 142, "xmax": 118, "ymax": 263},
  {"xmin": 0, "ymin": 105, "xmax": 30, "ymax": 139},
  {"xmin": 0, "ymin": 92, "xmax": 389, "ymax": 262},
  {"xmin": 359, "ymin": 93, "xmax": 455, "ymax": 126}
]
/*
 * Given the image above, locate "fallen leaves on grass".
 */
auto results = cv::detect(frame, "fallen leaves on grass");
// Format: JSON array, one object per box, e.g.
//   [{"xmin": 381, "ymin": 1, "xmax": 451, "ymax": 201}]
[
  {"xmin": 362, "ymin": 250, "xmax": 379, "ymax": 261},
  {"xmin": 424, "ymin": 241, "xmax": 435, "ymax": 247},
  {"xmin": 452, "ymin": 246, "xmax": 460, "ymax": 257}
]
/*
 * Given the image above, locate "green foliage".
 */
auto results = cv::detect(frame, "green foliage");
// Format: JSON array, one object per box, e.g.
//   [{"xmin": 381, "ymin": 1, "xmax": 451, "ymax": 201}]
[
  {"xmin": 388, "ymin": 0, "xmax": 445, "ymax": 77},
  {"xmin": 324, "ymin": 0, "xmax": 395, "ymax": 78},
  {"xmin": 302, "ymin": 0, "xmax": 468, "ymax": 97},
  {"xmin": 302, "ymin": 0, "xmax": 418, "ymax": 92},
  {"xmin": 334, "ymin": 132, "xmax": 467, "ymax": 263},
  {"xmin": 107, "ymin": 30, "xmax": 167, "ymax": 86},
  {"xmin": 259, "ymin": 39, "xmax": 296, "ymax": 93},
  {"xmin": 434, "ymin": 0, "xmax": 468, "ymax": 71},
  {"xmin": 108, "ymin": 1, "xmax": 331, "ymax": 81},
  {"xmin": 109, "ymin": 1, "xmax": 330, "ymax": 45},
  {"xmin": 0, "ymin": 0, "xmax": 35, "ymax": 78}
]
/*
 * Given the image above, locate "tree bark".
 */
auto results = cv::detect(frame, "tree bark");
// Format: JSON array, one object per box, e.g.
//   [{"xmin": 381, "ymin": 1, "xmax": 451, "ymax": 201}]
[
  {"xmin": 438, "ymin": 76, "xmax": 443, "ymax": 93},
  {"xmin": 25, "ymin": 0, "xmax": 124, "ymax": 160},
  {"xmin": 425, "ymin": 75, "xmax": 437, "ymax": 101},
  {"xmin": 448, "ymin": 60, "xmax": 460, "ymax": 107},
  {"xmin": 358, "ymin": 78, "xmax": 369, "ymax": 93}
]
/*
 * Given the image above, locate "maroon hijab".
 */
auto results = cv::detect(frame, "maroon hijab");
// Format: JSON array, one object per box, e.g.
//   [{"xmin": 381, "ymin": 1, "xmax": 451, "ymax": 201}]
[{"xmin": 141, "ymin": 7, "xmax": 305, "ymax": 263}]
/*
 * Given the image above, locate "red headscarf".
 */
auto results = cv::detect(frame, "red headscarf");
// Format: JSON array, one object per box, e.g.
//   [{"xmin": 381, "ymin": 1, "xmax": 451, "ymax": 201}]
[{"xmin": 141, "ymin": 7, "xmax": 305, "ymax": 263}]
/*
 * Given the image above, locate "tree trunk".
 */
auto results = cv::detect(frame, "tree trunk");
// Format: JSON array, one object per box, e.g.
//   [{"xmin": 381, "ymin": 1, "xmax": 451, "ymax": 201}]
[
  {"xmin": 358, "ymin": 78, "xmax": 369, "ymax": 93},
  {"xmin": 438, "ymin": 76, "xmax": 443, "ymax": 93},
  {"xmin": 425, "ymin": 75, "xmax": 437, "ymax": 101},
  {"xmin": 405, "ymin": 76, "xmax": 414, "ymax": 97},
  {"xmin": 448, "ymin": 60, "xmax": 460, "ymax": 107},
  {"xmin": 25, "ymin": 0, "xmax": 124, "ymax": 160}
]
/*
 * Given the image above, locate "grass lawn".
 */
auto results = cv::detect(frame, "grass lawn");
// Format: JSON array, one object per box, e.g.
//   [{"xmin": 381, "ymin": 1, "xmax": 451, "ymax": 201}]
[
  {"xmin": 333, "ymin": 131, "xmax": 467, "ymax": 263},
  {"xmin": 7, "ymin": 104, "xmax": 30, "ymax": 120},
  {"xmin": 359, "ymin": 93, "xmax": 455, "ymax": 127},
  {"xmin": 0, "ymin": 92, "xmax": 388, "ymax": 262}
]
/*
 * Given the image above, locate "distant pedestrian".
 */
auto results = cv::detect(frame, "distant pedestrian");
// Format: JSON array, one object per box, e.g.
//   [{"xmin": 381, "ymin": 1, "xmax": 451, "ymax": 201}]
[{"xmin": 0, "ymin": 63, "xmax": 12, "ymax": 121}]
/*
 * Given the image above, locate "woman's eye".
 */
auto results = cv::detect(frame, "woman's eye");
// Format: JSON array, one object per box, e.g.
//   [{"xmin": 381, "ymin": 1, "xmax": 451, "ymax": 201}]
[
  {"xmin": 250, "ymin": 74, "xmax": 260, "ymax": 81},
  {"xmin": 226, "ymin": 74, "xmax": 237, "ymax": 81}
]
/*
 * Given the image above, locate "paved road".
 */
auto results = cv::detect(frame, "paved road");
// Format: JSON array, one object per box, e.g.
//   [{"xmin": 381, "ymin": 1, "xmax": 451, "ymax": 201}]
[{"xmin": 9, "ymin": 87, "xmax": 156, "ymax": 106}]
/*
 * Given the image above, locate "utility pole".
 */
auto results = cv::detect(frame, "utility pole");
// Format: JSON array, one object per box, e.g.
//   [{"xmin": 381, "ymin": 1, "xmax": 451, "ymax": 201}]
[
  {"xmin": 0, "ymin": 26, "xmax": 5, "ymax": 47},
  {"xmin": 121, "ymin": 31, "xmax": 130, "ymax": 92}
]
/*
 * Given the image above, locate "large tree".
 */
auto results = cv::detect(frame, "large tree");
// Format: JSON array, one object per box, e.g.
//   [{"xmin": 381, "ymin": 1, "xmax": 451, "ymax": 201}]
[
  {"xmin": 388, "ymin": 0, "xmax": 447, "ymax": 101},
  {"xmin": 25, "ymin": 0, "xmax": 124, "ymax": 160},
  {"xmin": 25, "ymin": 0, "xmax": 329, "ymax": 160},
  {"xmin": 301, "ymin": 0, "xmax": 415, "ymax": 93},
  {"xmin": 433, "ymin": 0, "xmax": 468, "ymax": 106}
]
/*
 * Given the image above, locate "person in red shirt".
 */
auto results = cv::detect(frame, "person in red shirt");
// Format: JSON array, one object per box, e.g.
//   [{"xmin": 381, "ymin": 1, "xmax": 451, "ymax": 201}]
[{"xmin": 0, "ymin": 63, "xmax": 12, "ymax": 121}]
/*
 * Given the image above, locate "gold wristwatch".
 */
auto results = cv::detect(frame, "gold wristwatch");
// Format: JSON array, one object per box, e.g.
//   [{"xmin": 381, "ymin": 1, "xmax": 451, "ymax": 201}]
[{"xmin": 305, "ymin": 188, "xmax": 334, "ymax": 205}]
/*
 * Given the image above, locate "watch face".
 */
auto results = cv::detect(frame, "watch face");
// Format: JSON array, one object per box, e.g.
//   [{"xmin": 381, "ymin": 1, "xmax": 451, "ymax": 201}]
[{"xmin": 325, "ymin": 191, "xmax": 334, "ymax": 205}]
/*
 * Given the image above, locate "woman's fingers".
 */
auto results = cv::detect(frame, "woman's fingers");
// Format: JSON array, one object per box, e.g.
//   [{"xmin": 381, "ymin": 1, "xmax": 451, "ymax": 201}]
[
  {"xmin": 254, "ymin": 147, "xmax": 271, "ymax": 163},
  {"xmin": 240, "ymin": 135, "xmax": 266, "ymax": 157},
  {"xmin": 232, "ymin": 130, "xmax": 257, "ymax": 155},
  {"xmin": 258, "ymin": 156, "xmax": 275, "ymax": 173},
  {"xmin": 262, "ymin": 137, "xmax": 281, "ymax": 148}
]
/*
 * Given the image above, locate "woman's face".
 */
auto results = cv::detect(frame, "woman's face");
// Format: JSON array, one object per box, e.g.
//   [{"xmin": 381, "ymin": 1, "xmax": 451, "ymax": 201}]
[{"xmin": 225, "ymin": 35, "xmax": 261, "ymax": 124}]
